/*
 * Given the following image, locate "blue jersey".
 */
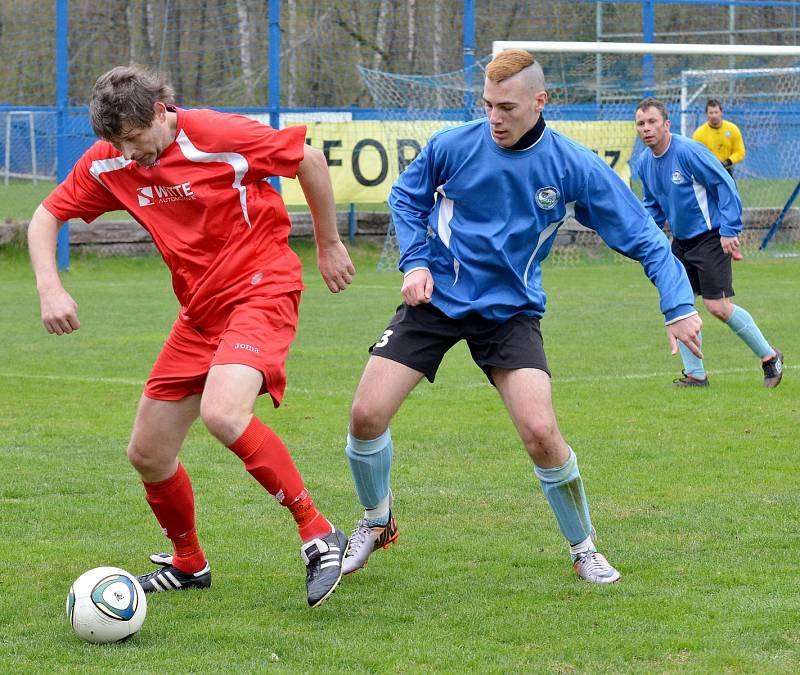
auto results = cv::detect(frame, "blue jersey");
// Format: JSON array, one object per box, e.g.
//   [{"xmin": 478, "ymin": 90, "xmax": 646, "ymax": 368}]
[
  {"xmin": 637, "ymin": 133, "xmax": 743, "ymax": 241},
  {"xmin": 390, "ymin": 119, "xmax": 695, "ymax": 323}
]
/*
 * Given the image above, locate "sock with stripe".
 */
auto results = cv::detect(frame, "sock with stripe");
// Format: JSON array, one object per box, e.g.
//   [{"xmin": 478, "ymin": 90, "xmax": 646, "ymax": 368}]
[
  {"xmin": 142, "ymin": 463, "xmax": 207, "ymax": 574},
  {"xmin": 345, "ymin": 429, "xmax": 393, "ymax": 527},
  {"xmin": 534, "ymin": 448, "xmax": 594, "ymax": 546},
  {"xmin": 228, "ymin": 416, "xmax": 331, "ymax": 542},
  {"xmin": 725, "ymin": 304, "xmax": 775, "ymax": 360},
  {"xmin": 678, "ymin": 332, "xmax": 706, "ymax": 379}
]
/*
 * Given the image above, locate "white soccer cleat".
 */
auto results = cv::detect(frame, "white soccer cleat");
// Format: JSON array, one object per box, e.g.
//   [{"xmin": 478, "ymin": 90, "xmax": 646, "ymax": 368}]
[{"xmin": 572, "ymin": 550, "xmax": 621, "ymax": 584}]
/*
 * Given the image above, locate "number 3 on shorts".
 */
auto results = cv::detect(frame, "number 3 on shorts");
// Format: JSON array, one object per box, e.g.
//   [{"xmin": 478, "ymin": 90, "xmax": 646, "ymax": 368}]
[{"xmin": 374, "ymin": 329, "xmax": 394, "ymax": 349}]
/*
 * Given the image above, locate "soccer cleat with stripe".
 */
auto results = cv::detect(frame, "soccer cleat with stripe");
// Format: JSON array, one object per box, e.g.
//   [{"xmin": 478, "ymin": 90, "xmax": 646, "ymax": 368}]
[
  {"xmin": 300, "ymin": 525, "xmax": 349, "ymax": 608},
  {"xmin": 572, "ymin": 550, "xmax": 621, "ymax": 584},
  {"xmin": 762, "ymin": 349, "xmax": 783, "ymax": 388},
  {"xmin": 136, "ymin": 553, "xmax": 212, "ymax": 593},
  {"xmin": 342, "ymin": 512, "xmax": 399, "ymax": 575}
]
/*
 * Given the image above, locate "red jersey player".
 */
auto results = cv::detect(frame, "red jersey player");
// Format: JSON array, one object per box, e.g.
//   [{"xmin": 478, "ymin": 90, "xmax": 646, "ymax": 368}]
[{"xmin": 27, "ymin": 65, "xmax": 356, "ymax": 608}]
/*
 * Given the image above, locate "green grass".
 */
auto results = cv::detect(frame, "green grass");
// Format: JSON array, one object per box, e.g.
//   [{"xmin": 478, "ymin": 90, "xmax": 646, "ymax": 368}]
[{"xmin": 0, "ymin": 243, "xmax": 798, "ymax": 673}]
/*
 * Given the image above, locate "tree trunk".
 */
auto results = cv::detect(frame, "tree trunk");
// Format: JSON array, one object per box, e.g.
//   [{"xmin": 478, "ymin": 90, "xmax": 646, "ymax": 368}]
[
  {"xmin": 373, "ymin": 0, "xmax": 391, "ymax": 70},
  {"xmin": 407, "ymin": 0, "xmax": 416, "ymax": 69},
  {"xmin": 236, "ymin": 0, "xmax": 254, "ymax": 104},
  {"xmin": 287, "ymin": 0, "xmax": 296, "ymax": 106}
]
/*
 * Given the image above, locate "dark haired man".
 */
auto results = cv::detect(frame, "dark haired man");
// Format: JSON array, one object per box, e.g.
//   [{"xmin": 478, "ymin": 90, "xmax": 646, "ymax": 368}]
[
  {"xmin": 692, "ymin": 99, "xmax": 746, "ymax": 260},
  {"xmin": 28, "ymin": 65, "xmax": 356, "ymax": 607}
]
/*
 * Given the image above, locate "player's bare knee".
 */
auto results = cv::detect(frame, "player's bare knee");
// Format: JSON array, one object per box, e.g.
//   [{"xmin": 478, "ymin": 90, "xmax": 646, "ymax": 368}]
[
  {"xmin": 517, "ymin": 420, "xmax": 561, "ymax": 455},
  {"xmin": 200, "ymin": 403, "xmax": 249, "ymax": 446},
  {"xmin": 126, "ymin": 439, "xmax": 162, "ymax": 476},
  {"xmin": 350, "ymin": 400, "xmax": 389, "ymax": 440}
]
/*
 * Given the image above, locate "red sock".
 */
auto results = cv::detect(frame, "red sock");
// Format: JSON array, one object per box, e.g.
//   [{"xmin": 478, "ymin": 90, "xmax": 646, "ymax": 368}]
[
  {"xmin": 142, "ymin": 464, "xmax": 207, "ymax": 574},
  {"xmin": 228, "ymin": 417, "xmax": 331, "ymax": 541}
]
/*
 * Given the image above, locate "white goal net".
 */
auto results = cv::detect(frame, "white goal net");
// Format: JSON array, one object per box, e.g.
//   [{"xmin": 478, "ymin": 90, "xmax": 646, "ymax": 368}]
[{"xmin": 362, "ymin": 41, "xmax": 800, "ymax": 270}]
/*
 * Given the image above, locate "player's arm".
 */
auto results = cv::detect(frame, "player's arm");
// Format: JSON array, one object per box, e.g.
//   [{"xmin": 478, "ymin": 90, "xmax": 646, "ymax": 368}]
[
  {"xmin": 296, "ymin": 144, "xmax": 355, "ymax": 293},
  {"xmin": 729, "ymin": 124, "xmax": 746, "ymax": 165},
  {"xmin": 388, "ymin": 141, "xmax": 439, "ymax": 304},
  {"xmin": 688, "ymin": 149, "xmax": 743, "ymax": 251},
  {"xmin": 640, "ymin": 177, "xmax": 667, "ymax": 230},
  {"xmin": 575, "ymin": 158, "xmax": 701, "ymax": 356},
  {"xmin": 28, "ymin": 203, "xmax": 80, "ymax": 335}
]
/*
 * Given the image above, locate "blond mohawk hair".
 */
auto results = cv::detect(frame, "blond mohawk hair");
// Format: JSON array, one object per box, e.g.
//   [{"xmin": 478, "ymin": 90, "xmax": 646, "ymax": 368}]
[{"xmin": 486, "ymin": 49, "xmax": 535, "ymax": 83}]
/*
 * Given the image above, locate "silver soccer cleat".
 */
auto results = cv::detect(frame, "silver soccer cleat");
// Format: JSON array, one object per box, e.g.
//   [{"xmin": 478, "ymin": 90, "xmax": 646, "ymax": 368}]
[{"xmin": 342, "ymin": 512, "xmax": 399, "ymax": 575}]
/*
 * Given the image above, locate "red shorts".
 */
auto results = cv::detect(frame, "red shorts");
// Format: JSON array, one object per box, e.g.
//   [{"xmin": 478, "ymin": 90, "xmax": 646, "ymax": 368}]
[{"xmin": 144, "ymin": 291, "xmax": 301, "ymax": 407}]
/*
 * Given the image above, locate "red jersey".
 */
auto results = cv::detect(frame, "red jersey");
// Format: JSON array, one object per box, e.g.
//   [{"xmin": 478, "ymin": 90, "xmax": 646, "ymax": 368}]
[{"xmin": 44, "ymin": 108, "xmax": 307, "ymax": 328}]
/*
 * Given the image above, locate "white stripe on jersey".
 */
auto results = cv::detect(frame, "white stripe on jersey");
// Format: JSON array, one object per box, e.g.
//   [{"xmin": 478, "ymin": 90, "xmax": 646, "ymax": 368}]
[
  {"xmin": 524, "ymin": 201, "xmax": 575, "ymax": 286},
  {"xmin": 691, "ymin": 176, "xmax": 713, "ymax": 230},
  {"xmin": 89, "ymin": 156, "xmax": 133, "ymax": 185},
  {"xmin": 436, "ymin": 185, "xmax": 453, "ymax": 248},
  {"xmin": 176, "ymin": 129, "xmax": 251, "ymax": 227}
]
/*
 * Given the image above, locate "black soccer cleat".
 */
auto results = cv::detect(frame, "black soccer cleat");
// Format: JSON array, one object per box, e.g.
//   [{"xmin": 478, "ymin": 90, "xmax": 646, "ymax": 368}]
[
  {"xmin": 762, "ymin": 349, "xmax": 784, "ymax": 388},
  {"xmin": 673, "ymin": 371, "xmax": 709, "ymax": 387},
  {"xmin": 300, "ymin": 526, "xmax": 349, "ymax": 608},
  {"xmin": 137, "ymin": 553, "xmax": 212, "ymax": 593}
]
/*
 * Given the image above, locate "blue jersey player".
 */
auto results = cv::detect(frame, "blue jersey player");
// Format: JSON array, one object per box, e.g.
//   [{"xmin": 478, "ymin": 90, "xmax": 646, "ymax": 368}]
[
  {"xmin": 634, "ymin": 98, "xmax": 783, "ymax": 388},
  {"xmin": 340, "ymin": 49, "xmax": 703, "ymax": 585}
]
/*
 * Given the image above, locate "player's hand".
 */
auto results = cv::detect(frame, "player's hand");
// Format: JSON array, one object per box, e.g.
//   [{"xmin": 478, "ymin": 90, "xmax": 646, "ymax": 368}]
[
  {"xmin": 317, "ymin": 239, "xmax": 355, "ymax": 293},
  {"xmin": 39, "ymin": 286, "xmax": 80, "ymax": 335},
  {"xmin": 401, "ymin": 268, "xmax": 434, "ymax": 305},
  {"xmin": 720, "ymin": 235, "xmax": 740, "ymax": 257},
  {"xmin": 666, "ymin": 313, "xmax": 703, "ymax": 359}
]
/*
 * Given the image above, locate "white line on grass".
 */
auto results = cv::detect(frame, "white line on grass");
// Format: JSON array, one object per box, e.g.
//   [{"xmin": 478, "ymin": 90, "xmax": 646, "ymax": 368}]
[{"xmin": 1, "ymin": 364, "xmax": 795, "ymax": 393}]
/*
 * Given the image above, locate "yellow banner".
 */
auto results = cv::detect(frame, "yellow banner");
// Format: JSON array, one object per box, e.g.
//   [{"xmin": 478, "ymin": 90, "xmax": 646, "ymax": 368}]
[{"xmin": 280, "ymin": 120, "xmax": 636, "ymax": 206}]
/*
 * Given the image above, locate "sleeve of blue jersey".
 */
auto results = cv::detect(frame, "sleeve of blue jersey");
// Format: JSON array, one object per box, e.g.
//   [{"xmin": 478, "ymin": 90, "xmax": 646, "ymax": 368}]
[
  {"xmin": 389, "ymin": 139, "xmax": 439, "ymax": 273},
  {"xmin": 683, "ymin": 140, "xmax": 744, "ymax": 237},
  {"xmin": 574, "ymin": 154, "xmax": 695, "ymax": 322}
]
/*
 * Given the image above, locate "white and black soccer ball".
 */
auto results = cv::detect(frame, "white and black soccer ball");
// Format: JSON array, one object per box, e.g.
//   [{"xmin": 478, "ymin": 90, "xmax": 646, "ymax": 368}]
[{"xmin": 66, "ymin": 566, "xmax": 147, "ymax": 644}]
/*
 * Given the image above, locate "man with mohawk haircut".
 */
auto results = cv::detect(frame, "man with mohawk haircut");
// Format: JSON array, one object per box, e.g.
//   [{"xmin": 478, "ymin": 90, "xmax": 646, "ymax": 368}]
[{"xmin": 340, "ymin": 49, "xmax": 703, "ymax": 585}]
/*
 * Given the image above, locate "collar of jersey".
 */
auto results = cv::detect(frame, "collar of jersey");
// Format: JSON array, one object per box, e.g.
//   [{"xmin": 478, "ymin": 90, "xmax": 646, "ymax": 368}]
[{"xmin": 483, "ymin": 119, "xmax": 548, "ymax": 157}]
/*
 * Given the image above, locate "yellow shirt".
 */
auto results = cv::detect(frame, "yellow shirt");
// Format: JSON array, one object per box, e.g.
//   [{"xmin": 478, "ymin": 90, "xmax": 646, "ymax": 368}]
[{"xmin": 691, "ymin": 120, "xmax": 746, "ymax": 165}]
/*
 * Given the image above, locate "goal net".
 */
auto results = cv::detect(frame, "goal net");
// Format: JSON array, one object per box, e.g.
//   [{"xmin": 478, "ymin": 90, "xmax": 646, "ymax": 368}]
[{"xmin": 364, "ymin": 41, "xmax": 800, "ymax": 270}]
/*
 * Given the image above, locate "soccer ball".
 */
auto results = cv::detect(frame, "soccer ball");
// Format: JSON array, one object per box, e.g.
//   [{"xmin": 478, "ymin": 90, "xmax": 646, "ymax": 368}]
[{"xmin": 66, "ymin": 567, "xmax": 147, "ymax": 644}]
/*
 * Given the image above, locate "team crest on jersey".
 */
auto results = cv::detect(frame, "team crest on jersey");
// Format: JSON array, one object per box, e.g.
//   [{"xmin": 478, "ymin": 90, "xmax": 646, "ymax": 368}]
[
  {"xmin": 535, "ymin": 186, "xmax": 560, "ymax": 210},
  {"xmin": 725, "ymin": 130, "xmax": 731, "ymax": 138},
  {"xmin": 671, "ymin": 171, "xmax": 685, "ymax": 184},
  {"xmin": 136, "ymin": 182, "xmax": 196, "ymax": 207}
]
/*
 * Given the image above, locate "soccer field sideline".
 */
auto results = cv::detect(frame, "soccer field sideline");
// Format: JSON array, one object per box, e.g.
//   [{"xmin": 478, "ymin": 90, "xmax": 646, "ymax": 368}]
[{"xmin": 1, "ymin": 363, "xmax": 795, "ymax": 391}]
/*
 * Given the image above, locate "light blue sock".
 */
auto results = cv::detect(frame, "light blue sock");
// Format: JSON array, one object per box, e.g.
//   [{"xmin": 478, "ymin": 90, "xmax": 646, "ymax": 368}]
[
  {"xmin": 345, "ymin": 429, "xmax": 393, "ymax": 525},
  {"xmin": 678, "ymin": 331, "xmax": 706, "ymax": 378},
  {"xmin": 726, "ymin": 305, "xmax": 774, "ymax": 359},
  {"xmin": 534, "ymin": 448, "xmax": 593, "ymax": 546}
]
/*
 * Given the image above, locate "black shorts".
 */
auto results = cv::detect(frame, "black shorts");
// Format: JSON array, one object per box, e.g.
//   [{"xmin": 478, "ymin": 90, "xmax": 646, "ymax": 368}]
[
  {"xmin": 368, "ymin": 302, "xmax": 549, "ymax": 384},
  {"xmin": 671, "ymin": 229, "xmax": 734, "ymax": 300}
]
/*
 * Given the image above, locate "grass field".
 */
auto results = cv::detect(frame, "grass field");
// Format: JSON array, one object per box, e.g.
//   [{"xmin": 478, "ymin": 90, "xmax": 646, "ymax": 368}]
[{"xmin": 0, "ymin": 243, "xmax": 798, "ymax": 673}]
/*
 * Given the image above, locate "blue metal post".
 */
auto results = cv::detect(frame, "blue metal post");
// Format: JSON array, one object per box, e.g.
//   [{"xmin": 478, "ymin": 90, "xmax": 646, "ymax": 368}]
[
  {"xmin": 55, "ymin": 0, "xmax": 70, "ymax": 270},
  {"xmin": 463, "ymin": 0, "xmax": 476, "ymax": 121},
  {"xmin": 642, "ymin": 0, "xmax": 655, "ymax": 96},
  {"xmin": 268, "ymin": 0, "xmax": 281, "ymax": 192},
  {"xmin": 348, "ymin": 203, "xmax": 356, "ymax": 244}
]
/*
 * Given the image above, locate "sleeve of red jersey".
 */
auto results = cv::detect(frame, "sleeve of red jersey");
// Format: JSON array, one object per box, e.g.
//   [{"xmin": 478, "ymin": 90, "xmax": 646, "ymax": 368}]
[
  {"xmin": 210, "ymin": 112, "xmax": 307, "ymax": 183},
  {"xmin": 43, "ymin": 144, "xmax": 126, "ymax": 223}
]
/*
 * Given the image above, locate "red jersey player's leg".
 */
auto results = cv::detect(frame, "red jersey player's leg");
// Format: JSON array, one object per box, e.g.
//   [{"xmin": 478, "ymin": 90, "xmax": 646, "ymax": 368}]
[
  {"xmin": 203, "ymin": 292, "xmax": 348, "ymax": 607},
  {"xmin": 132, "ymin": 317, "xmax": 214, "ymax": 594}
]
